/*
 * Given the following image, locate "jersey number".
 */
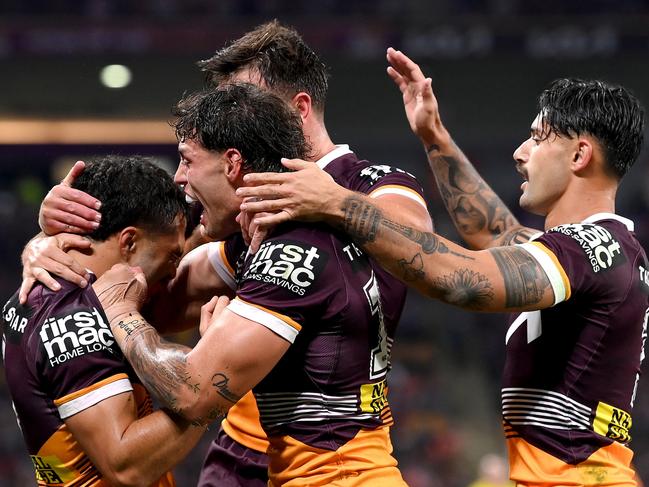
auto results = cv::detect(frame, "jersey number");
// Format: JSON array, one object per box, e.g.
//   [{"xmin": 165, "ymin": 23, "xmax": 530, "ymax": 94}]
[{"xmin": 363, "ymin": 272, "xmax": 389, "ymax": 379}]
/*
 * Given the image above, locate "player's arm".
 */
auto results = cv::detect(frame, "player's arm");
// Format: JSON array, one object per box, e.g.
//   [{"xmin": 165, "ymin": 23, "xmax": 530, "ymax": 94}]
[
  {"xmin": 332, "ymin": 193, "xmax": 563, "ymax": 313},
  {"xmin": 94, "ymin": 265, "xmax": 290, "ymax": 425},
  {"xmin": 144, "ymin": 242, "xmax": 236, "ymax": 334},
  {"xmin": 64, "ymin": 390, "xmax": 204, "ymax": 487},
  {"xmin": 236, "ymin": 159, "xmax": 433, "ymax": 252},
  {"xmin": 386, "ymin": 47, "xmax": 538, "ymax": 248},
  {"xmin": 19, "ymin": 161, "xmax": 101, "ymax": 303}
]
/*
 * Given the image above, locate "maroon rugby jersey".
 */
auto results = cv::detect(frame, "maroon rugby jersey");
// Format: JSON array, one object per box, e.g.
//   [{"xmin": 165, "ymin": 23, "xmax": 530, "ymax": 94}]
[
  {"xmin": 201, "ymin": 146, "xmax": 427, "ymax": 485},
  {"xmin": 504, "ymin": 213, "xmax": 649, "ymax": 483},
  {"xmin": 1, "ymin": 277, "xmax": 175, "ymax": 487}
]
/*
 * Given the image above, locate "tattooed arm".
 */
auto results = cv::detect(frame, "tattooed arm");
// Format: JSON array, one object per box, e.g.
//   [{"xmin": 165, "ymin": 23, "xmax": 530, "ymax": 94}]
[
  {"xmin": 386, "ymin": 47, "xmax": 538, "ymax": 249},
  {"xmin": 338, "ymin": 194, "xmax": 555, "ymax": 312},
  {"xmin": 94, "ymin": 265, "xmax": 290, "ymax": 425}
]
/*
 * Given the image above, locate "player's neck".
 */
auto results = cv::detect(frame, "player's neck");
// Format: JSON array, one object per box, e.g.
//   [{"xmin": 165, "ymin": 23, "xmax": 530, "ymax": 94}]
[
  {"xmin": 303, "ymin": 120, "xmax": 336, "ymax": 162},
  {"xmin": 68, "ymin": 239, "xmax": 121, "ymax": 279},
  {"xmin": 544, "ymin": 187, "xmax": 616, "ymax": 230}
]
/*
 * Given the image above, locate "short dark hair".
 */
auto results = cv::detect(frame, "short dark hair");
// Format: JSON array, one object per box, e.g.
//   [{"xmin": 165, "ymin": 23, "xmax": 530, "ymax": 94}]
[
  {"xmin": 197, "ymin": 20, "xmax": 329, "ymax": 111},
  {"xmin": 171, "ymin": 83, "xmax": 309, "ymax": 173},
  {"xmin": 72, "ymin": 155, "xmax": 190, "ymax": 241},
  {"xmin": 539, "ymin": 78, "xmax": 645, "ymax": 179}
]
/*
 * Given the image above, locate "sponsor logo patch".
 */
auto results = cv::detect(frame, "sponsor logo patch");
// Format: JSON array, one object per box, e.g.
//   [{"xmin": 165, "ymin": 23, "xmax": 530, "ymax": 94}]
[
  {"xmin": 593, "ymin": 401, "xmax": 632, "ymax": 443},
  {"xmin": 242, "ymin": 239, "xmax": 328, "ymax": 296},
  {"xmin": 360, "ymin": 379, "xmax": 388, "ymax": 414},
  {"xmin": 39, "ymin": 307, "xmax": 116, "ymax": 367},
  {"xmin": 2, "ymin": 294, "xmax": 33, "ymax": 342},
  {"xmin": 359, "ymin": 165, "xmax": 415, "ymax": 186},
  {"xmin": 31, "ymin": 455, "xmax": 76, "ymax": 483},
  {"xmin": 549, "ymin": 223, "xmax": 625, "ymax": 273}
]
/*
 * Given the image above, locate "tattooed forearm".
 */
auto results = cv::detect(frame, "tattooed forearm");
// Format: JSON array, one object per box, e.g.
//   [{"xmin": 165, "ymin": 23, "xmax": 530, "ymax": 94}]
[
  {"xmin": 341, "ymin": 196, "xmax": 381, "ymax": 244},
  {"xmin": 489, "ymin": 247, "xmax": 550, "ymax": 308},
  {"xmin": 431, "ymin": 269, "xmax": 494, "ymax": 309},
  {"xmin": 117, "ymin": 314, "xmax": 149, "ymax": 339},
  {"xmin": 381, "ymin": 219, "xmax": 472, "ymax": 259},
  {"xmin": 116, "ymin": 317, "xmax": 200, "ymax": 415},
  {"xmin": 398, "ymin": 253, "xmax": 425, "ymax": 282},
  {"xmin": 211, "ymin": 373, "xmax": 241, "ymax": 403},
  {"xmin": 426, "ymin": 147, "xmax": 526, "ymax": 245}
]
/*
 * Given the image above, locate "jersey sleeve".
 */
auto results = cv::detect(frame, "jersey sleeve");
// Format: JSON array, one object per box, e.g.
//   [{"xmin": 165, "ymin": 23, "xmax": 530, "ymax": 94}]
[
  {"xmin": 205, "ymin": 241, "xmax": 237, "ymax": 291},
  {"xmin": 31, "ymin": 293, "xmax": 133, "ymax": 419},
  {"xmin": 225, "ymin": 226, "xmax": 339, "ymax": 344},
  {"xmin": 351, "ymin": 163, "xmax": 427, "ymax": 209},
  {"xmin": 518, "ymin": 223, "xmax": 626, "ymax": 306}
]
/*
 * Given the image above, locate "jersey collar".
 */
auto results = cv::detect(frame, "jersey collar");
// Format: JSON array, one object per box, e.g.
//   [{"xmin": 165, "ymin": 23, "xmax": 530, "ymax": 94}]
[
  {"xmin": 316, "ymin": 144, "xmax": 353, "ymax": 170},
  {"xmin": 582, "ymin": 212, "xmax": 634, "ymax": 231}
]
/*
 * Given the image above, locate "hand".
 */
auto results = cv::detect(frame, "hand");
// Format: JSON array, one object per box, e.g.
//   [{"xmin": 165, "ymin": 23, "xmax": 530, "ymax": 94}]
[
  {"xmin": 93, "ymin": 264, "xmax": 148, "ymax": 324},
  {"xmin": 19, "ymin": 233, "xmax": 92, "ymax": 304},
  {"xmin": 236, "ymin": 158, "xmax": 345, "ymax": 232},
  {"xmin": 199, "ymin": 295, "xmax": 230, "ymax": 336},
  {"xmin": 39, "ymin": 161, "xmax": 102, "ymax": 235},
  {"xmin": 386, "ymin": 47, "xmax": 450, "ymax": 149},
  {"xmin": 236, "ymin": 203, "xmax": 270, "ymax": 254}
]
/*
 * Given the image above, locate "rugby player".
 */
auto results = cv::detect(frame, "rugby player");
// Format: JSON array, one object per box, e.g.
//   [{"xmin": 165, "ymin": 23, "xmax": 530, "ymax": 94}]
[
  {"xmin": 1, "ymin": 156, "xmax": 210, "ymax": 486},
  {"xmin": 93, "ymin": 82, "xmax": 413, "ymax": 485}
]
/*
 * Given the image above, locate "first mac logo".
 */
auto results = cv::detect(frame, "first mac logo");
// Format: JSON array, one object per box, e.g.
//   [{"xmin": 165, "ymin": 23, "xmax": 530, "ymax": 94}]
[{"xmin": 40, "ymin": 307, "xmax": 115, "ymax": 366}]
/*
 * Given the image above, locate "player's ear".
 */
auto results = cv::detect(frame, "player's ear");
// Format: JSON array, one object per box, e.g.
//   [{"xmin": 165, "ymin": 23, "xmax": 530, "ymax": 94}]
[
  {"xmin": 291, "ymin": 92, "xmax": 312, "ymax": 122},
  {"xmin": 571, "ymin": 137, "xmax": 594, "ymax": 173},
  {"xmin": 118, "ymin": 227, "xmax": 139, "ymax": 259},
  {"xmin": 224, "ymin": 149, "xmax": 243, "ymax": 182}
]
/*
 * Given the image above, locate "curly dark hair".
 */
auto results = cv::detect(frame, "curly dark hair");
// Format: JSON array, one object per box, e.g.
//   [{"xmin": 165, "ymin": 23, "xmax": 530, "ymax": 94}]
[
  {"xmin": 172, "ymin": 83, "xmax": 309, "ymax": 173},
  {"xmin": 72, "ymin": 155, "xmax": 190, "ymax": 241},
  {"xmin": 538, "ymin": 78, "xmax": 645, "ymax": 179},
  {"xmin": 197, "ymin": 20, "xmax": 329, "ymax": 111}
]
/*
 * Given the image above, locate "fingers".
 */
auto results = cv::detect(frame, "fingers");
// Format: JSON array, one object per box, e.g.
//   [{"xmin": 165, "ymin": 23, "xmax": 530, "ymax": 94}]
[
  {"xmin": 36, "ymin": 255, "xmax": 89, "ymax": 288},
  {"xmin": 240, "ymin": 197, "xmax": 292, "ymax": 214},
  {"xmin": 279, "ymin": 158, "xmax": 312, "ymax": 171},
  {"xmin": 57, "ymin": 233, "xmax": 93, "ymax": 252},
  {"xmin": 236, "ymin": 185, "xmax": 284, "ymax": 200},
  {"xmin": 40, "ymin": 207, "xmax": 99, "ymax": 234},
  {"xmin": 200, "ymin": 295, "xmax": 230, "ymax": 336},
  {"xmin": 19, "ymin": 277, "xmax": 37, "ymax": 304},
  {"xmin": 242, "ymin": 172, "xmax": 291, "ymax": 185},
  {"xmin": 212, "ymin": 295, "xmax": 230, "ymax": 315},
  {"xmin": 386, "ymin": 47, "xmax": 426, "ymax": 82},
  {"xmin": 61, "ymin": 160, "xmax": 86, "ymax": 186},
  {"xmin": 249, "ymin": 227, "xmax": 269, "ymax": 254},
  {"xmin": 252, "ymin": 211, "xmax": 291, "ymax": 229}
]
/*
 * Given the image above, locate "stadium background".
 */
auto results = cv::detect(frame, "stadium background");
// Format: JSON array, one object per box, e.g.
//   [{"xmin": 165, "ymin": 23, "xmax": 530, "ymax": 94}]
[{"xmin": 1, "ymin": 1, "xmax": 648, "ymax": 485}]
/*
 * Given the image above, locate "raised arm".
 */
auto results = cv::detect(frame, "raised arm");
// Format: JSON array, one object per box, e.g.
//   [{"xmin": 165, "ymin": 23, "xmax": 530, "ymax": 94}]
[
  {"xmin": 386, "ymin": 47, "xmax": 538, "ymax": 248},
  {"xmin": 94, "ymin": 264, "xmax": 290, "ymax": 425}
]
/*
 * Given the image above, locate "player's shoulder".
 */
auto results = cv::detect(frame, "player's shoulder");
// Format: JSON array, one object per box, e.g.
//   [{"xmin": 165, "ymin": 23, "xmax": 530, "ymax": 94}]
[{"xmin": 537, "ymin": 215, "xmax": 640, "ymax": 274}]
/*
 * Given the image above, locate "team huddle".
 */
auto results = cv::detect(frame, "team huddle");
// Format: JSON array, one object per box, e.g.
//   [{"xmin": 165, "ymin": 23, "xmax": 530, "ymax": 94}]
[{"xmin": 2, "ymin": 20, "xmax": 648, "ymax": 487}]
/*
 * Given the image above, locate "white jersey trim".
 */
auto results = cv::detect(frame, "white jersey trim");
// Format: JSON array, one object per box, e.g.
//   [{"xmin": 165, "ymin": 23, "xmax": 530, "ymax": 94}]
[
  {"xmin": 316, "ymin": 145, "xmax": 353, "ymax": 170},
  {"xmin": 519, "ymin": 242, "xmax": 567, "ymax": 305},
  {"xmin": 502, "ymin": 387, "xmax": 591, "ymax": 431},
  {"xmin": 582, "ymin": 212, "xmax": 634, "ymax": 231},
  {"xmin": 369, "ymin": 186, "xmax": 427, "ymax": 210},
  {"xmin": 207, "ymin": 241, "xmax": 237, "ymax": 291},
  {"xmin": 227, "ymin": 299, "xmax": 299, "ymax": 343},
  {"xmin": 57, "ymin": 378, "xmax": 133, "ymax": 419}
]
